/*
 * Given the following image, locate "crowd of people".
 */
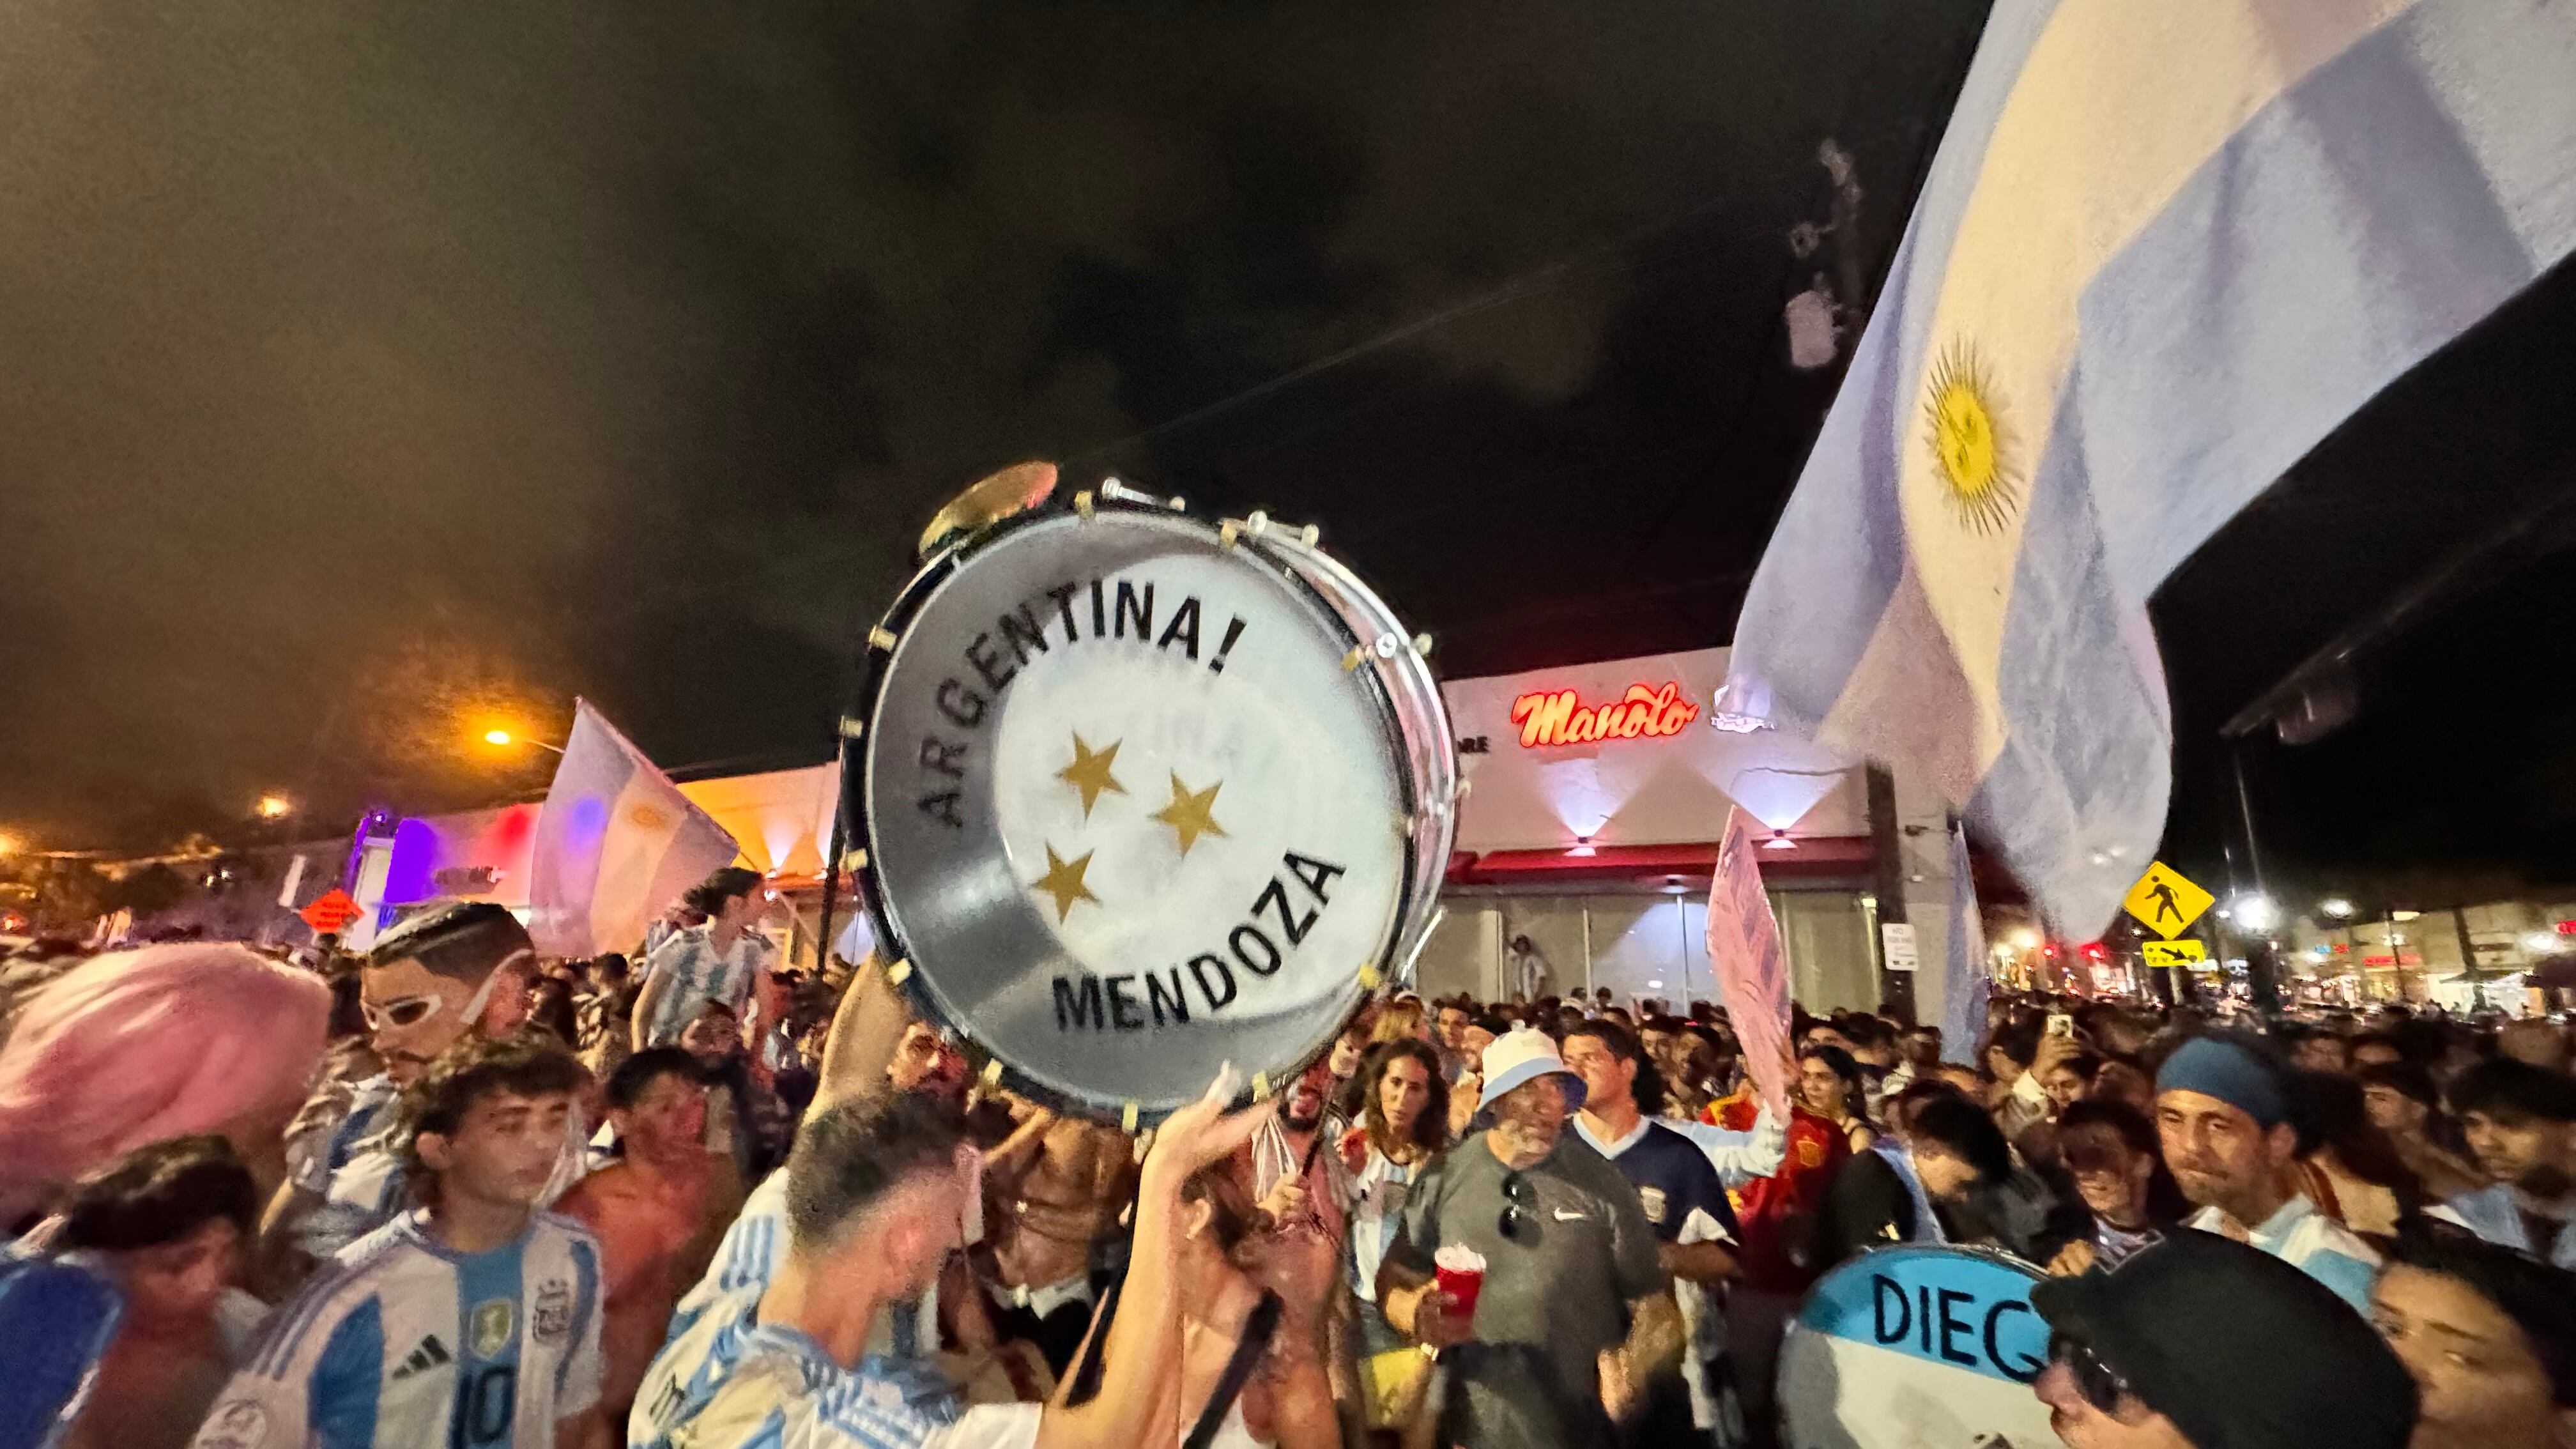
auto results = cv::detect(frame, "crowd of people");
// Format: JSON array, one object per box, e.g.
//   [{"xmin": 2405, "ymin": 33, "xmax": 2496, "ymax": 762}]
[{"xmin": 4, "ymin": 869, "xmax": 2576, "ymax": 1449}]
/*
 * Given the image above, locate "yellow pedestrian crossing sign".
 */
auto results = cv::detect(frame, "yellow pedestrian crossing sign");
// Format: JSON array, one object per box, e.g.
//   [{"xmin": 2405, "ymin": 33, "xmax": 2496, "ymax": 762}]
[
  {"xmin": 2142, "ymin": 939, "xmax": 2209, "ymax": 969},
  {"xmin": 2123, "ymin": 862, "xmax": 2213, "ymax": 939}
]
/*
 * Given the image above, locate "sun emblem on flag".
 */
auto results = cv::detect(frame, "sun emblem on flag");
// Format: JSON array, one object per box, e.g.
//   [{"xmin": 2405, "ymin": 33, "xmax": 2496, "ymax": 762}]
[{"xmin": 1922, "ymin": 341, "xmax": 2020, "ymax": 533}]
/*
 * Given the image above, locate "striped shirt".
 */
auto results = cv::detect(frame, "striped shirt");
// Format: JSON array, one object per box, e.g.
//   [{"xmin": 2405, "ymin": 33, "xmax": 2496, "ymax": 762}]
[
  {"xmin": 640, "ymin": 926, "xmax": 772, "ymax": 1047},
  {"xmin": 193, "ymin": 1210, "xmax": 603, "ymax": 1449},
  {"xmin": 2185, "ymin": 1193, "xmax": 2380, "ymax": 1312},
  {"xmin": 658, "ymin": 1324, "xmax": 1031, "ymax": 1449},
  {"xmin": 292, "ymin": 1092, "xmax": 594, "ymax": 1266},
  {"xmin": 637, "ymin": 1174, "xmax": 949, "ymax": 1449}
]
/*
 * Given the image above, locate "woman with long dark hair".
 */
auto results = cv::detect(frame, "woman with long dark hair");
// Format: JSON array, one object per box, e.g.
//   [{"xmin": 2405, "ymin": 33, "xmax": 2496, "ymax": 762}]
[
  {"xmin": 1797, "ymin": 1043, "xmax": 1877, "ymax": 1152},
  {"xmin": 1334, "ymin": 1039, "xmax": 1450, "ymax": 1362}
]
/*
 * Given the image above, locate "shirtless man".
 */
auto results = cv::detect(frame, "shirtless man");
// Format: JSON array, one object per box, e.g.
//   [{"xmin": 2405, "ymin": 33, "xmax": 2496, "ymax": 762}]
[
  {"xmin": 554, "ymin": 1046, "xmax": 743, "ymax": 1425},
  {"xmin": 977, "ymin": 1094, "xmax": 1135, "ymax": 1377}
]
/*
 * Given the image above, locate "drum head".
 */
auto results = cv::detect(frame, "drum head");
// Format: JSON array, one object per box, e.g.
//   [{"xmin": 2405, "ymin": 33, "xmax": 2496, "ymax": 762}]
[
  {"xmin": 1777, "ymin": 1245, "xmax": 2057, "ymax": 1449},
  {"xmin": 852, "ymin": 502, "xmax": 1436, "ymax": 1123}
]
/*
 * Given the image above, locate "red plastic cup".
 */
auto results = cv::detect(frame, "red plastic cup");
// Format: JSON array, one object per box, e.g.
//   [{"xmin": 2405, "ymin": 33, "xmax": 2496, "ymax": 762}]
[{"xmin": 1434, "ymin": 1258, "xmax": 1485, "ymax": 1321}]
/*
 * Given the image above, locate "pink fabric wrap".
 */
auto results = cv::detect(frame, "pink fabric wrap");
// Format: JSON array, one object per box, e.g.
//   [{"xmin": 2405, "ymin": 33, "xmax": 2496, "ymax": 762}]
[{"xmin": 0, "ymin": 944, "xmax": 330, "ymax": 1216}]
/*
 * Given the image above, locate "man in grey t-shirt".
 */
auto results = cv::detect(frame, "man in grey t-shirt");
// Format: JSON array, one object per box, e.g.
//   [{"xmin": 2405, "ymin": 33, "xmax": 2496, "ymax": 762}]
[{"xmin": 1378, "ymin": 1029, "xmax": 1682, "ymax": 1449}]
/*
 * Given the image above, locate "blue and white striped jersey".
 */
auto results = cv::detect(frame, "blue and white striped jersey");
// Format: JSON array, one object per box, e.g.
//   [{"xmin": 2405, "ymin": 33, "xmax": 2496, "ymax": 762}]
[
  {"xmin": 658, "ymin": 1324, "xmax": 1032, "ymax": 1449},
  {"xmin": 638, "ymin": 1175, "xmax": 944, "ymax": 1449},
  {"xmin": 192, "ymin": 1210, "xmax": 604, "ymax": 1449},
  {"xmin": 631, "ymin": 1172, "xmax": 787, "ymax": 1449},
  {"xmin": 293, "ymin": 1094, "xmax": 594, "ymax": 1265},
  {"xmin": 669, "ymin": 1172, "xmax": 788, "ymax": 1342}
]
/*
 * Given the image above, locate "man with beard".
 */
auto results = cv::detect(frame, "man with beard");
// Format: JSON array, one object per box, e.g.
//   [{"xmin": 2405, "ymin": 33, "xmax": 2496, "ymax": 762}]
[
  {"xmin": 1378, "ymin": 1029, "xmax": 1681, "ymax": 1449},
  {"xmin": 1254, "ymin": 1057, "xmax": 1338, "ymax": 1205},
  {"xmin": 977, "ymin": 1098, "xmax": 1134, "ymax": 1378},
  {"xmin": 258, "ymin": 902, "xmax": 580, "ymax": 1284},
  {"xmin": 2441, "ymin": 1058, "xmax": 2576, "ymax": 1269},
  {"xmin": 2153, "ymin": 1034, "xmax": 2379, "ymax": 1310}
]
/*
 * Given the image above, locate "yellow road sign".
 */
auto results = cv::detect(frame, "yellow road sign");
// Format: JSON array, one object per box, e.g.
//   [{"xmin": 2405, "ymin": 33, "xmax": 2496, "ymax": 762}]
[
  {"xmin": 2142, "ymin": 938, "xmax": 2209, "ymax": 968},
  {"xmin": 2123, "ymin": 862, "xmax": 2214, "ymax": 939}
]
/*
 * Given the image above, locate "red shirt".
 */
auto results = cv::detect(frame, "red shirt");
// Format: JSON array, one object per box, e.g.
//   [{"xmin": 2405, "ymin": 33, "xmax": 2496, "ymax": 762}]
[{"xmin": 1703, "ymin": 1088, "xmax": 1851, "ymax": 1292}]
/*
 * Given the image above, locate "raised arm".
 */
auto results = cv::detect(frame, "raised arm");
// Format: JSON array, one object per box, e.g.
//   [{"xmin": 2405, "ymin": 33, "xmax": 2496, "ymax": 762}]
[
  {"xmin": 1033, "ymin": 1070, "xmax": 1272, "ymax": 1449},
  {"xmin": 809, "ymin": 953, "xmax": 911, "ymax": 1119}
]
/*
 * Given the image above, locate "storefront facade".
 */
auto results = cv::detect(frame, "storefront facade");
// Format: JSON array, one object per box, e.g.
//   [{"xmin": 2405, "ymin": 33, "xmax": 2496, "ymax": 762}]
[{"xmin": 1411, "ymin": 646, "xmax": 1892, "ymax": 1013}]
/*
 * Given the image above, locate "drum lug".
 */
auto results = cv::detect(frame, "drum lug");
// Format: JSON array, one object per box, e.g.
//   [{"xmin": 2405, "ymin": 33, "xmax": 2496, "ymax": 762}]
[
  {"xmin": 1250, "ymin": 1071, "xmax": 1272, "ymax": 1101},
  {"xmin": 1341, "ymin": 646, "xmax": 1366, "ymax": 671},
  {"xmin": 1413, "ymin": 632, "xmax": 1434, "ymax": 656},
  {"xmin": 866, "ymin": 625, "xmax": 898, "ymax": 652},
  {"xmin": 1073, "ymin": 489, "xmax": 1095, "ymax": 518},
  {"xmin": 1099, "ymin": 477, "xmax": 1186, "ymax": 512},
  {"xmin": 885, "ymin": 958, "xmax": 913, "ymax": 985},
  {"xmin": 840, "ymin": 848, "xmax": 868, "ymax": 871},
  {"xmin": 1358, "ymin": 965, "xmax": 1381, "ymax": 990},
  {"xmin": 839, "ymin": 715, "xmax": 866, "ymax": 740}
]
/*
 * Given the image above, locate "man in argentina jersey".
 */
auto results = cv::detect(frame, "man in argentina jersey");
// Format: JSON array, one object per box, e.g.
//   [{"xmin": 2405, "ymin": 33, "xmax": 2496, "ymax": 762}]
[
  {"xmin": 195, "ymin": 1036, "xmax": 610, "ymax": 1449},
  {"xmin": 632, "ymin": 949, "xmax": 971, "ymax": 1449},
  {"xmin": 654, "ymin": 1073, "xmax": 1268, "ymax": 1449}
]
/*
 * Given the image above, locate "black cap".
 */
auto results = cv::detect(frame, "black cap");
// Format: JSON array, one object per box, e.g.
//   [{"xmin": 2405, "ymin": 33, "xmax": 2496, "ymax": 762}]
[{"xmin": 2031, "ymin": 1230, "xmax": 2416, "ymax": 1449}]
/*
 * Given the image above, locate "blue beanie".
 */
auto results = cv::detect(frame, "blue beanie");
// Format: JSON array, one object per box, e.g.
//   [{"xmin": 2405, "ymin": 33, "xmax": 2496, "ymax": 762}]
[{"xmin": 2156, "ymin": 1036, "xmax": 2288, "ymax": 1129}]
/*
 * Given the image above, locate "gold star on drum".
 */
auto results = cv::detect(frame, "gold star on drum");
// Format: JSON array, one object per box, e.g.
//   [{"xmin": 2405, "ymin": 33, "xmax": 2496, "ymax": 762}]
[{"xmin": 843, "ymin": 470, "xmax": 1457, "ymax": 1124}]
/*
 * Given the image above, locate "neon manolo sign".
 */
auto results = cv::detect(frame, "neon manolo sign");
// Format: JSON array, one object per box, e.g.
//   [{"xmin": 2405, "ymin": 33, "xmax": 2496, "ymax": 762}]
[{"xmin": 1509, "ymin": 682, "xmax": 1701, "ymax": 748}]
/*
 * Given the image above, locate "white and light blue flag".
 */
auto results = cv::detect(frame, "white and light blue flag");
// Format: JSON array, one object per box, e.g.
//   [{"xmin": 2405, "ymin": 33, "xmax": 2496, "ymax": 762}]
[
  {"xmin": 1722, "ymin": 0, "xmax": 2576, "ymax": 933},
  {"xmin": 528, "ymin": 701, "xmax": 741, "ymax": 956},
  {"xmin": 1942, "ymin": 822, "xmax": 1989, "ymax": 1066}
]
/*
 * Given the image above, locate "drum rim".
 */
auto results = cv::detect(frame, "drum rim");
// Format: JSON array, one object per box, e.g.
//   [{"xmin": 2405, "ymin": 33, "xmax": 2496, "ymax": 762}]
[{"xmin": 841, "ymin": 490, "xmax": 1445, "ymax": 1126}]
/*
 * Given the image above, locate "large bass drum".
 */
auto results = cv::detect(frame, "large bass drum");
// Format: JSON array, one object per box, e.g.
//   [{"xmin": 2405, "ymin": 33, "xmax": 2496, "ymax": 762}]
[
  {"xmin": 1777, "ymin": 1244, "xmax": 2058, "ymax": 1449},
  {"xmin": 845, "ymin": 482, "xmax": 1456, "ymax": 1126}
]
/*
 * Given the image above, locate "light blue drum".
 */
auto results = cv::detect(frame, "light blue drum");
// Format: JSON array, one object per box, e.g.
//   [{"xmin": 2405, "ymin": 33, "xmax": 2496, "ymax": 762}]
[{"xmin": 1778, "ymin": 1245, "xmax": 2058, "ymax": 1449}]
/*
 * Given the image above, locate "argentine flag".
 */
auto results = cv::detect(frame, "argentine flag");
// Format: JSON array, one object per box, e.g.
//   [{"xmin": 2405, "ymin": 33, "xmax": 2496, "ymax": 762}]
[
  {"xmin": 1722, "ymin": 0, "xmax": 2576, "ymax": 933},
  {"xmin": 526, "ymin": 700, "xmax": 742, "ymax": 956}
]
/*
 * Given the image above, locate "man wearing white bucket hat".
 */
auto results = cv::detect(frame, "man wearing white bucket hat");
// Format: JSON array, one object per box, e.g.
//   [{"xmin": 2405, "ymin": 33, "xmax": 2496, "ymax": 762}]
[{"xmin": 1376, "ymin": 1027, "xmax": 1684, "ymax": 1449}]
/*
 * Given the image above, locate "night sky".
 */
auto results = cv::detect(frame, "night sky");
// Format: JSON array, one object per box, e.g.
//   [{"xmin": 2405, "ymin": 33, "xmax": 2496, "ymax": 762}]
[{"xmin": 7, "ymin": 1, "xmax": 2573, "ymax": 910}]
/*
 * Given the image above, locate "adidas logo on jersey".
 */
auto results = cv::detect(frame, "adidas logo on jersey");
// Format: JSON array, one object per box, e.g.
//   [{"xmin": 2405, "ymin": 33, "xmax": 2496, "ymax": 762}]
[{"xmin": 389, "ymin": 1335, "xmax": 453, "ymax": 1380}]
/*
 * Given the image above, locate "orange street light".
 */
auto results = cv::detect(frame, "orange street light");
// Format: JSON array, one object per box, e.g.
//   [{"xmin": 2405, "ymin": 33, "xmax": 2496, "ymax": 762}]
[
  {"xmin": 256, "ymin": 793, "xmax": 293, "ymax": 820},
  {"xmin": 0, "ymin": 831, "xmax": 17, "ymax": 857},
  {"xmin": 483, "ymin": 728, "xmax": 565, "ymax": 756}
]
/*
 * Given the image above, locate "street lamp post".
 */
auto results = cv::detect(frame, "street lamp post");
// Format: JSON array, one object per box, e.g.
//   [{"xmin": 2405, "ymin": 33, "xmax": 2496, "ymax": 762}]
[{"xmin": 483, "ymin": 729, "xmax": 566, "ymax": 756}]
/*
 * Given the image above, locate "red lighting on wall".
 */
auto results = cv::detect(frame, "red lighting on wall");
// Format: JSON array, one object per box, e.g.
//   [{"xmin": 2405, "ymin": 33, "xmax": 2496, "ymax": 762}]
[
  {"xmin": 2556, "ymin": 919, "xmax": 2576, "ymax": 936},
  {"xmin": 1510, "ymin": 682, "xmax": 1700, "ymax": 748}
]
